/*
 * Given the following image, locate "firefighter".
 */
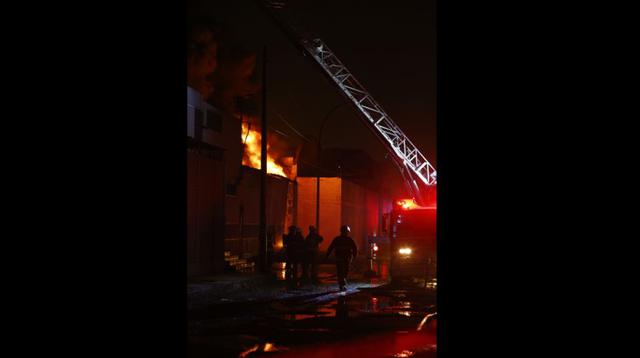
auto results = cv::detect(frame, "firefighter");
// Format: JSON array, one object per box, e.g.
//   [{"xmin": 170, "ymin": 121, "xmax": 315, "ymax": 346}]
[
  {"xmin": 283, "ymin": 225, "xmax": 304, "ymax": 286},
  {"xmin": 326, "ymin": 225, "xmax": 358, "ymax": 291},
  {"xmin": 303, "ymin": 225, "xmax": 324, "ymax": 284}
]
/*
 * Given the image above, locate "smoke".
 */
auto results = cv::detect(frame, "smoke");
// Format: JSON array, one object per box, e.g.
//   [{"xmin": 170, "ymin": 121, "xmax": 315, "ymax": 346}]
[
  {"xmin": 187, "ymin": 22, "xmax": 218, "ymax": 99},
  {"xmin": 187, "ymin": 7, "xmax": 294, "ymax": 179},
  {"xmin": 187, "ymin": 13, "xmax": 260, "ymax": 116},
  {"xmin": 210, "ymin": 48, "xmax": 260, "ymax": 114}
]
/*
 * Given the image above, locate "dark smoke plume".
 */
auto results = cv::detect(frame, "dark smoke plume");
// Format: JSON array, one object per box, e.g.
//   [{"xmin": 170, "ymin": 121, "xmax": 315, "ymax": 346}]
[
  {"xmin": 187, "ymin": 22, "xmax": 219, "ymax": 99},
  {"xmin": 210, "ymin": 47, "xmax": 260, "ymax": 115}
]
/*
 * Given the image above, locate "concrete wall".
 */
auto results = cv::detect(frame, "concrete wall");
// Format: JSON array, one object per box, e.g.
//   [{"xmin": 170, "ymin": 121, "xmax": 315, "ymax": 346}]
[
  {"xmin": 187, "ymin": 85, "xmax": 242, "ymax": 276},
  {"xmin": 188, "ymin": 85, "xmax": 243, "ymax": 199},
  {"xmin": 187, "ymin": 147, "xmax": 225, "ymax": 276}
]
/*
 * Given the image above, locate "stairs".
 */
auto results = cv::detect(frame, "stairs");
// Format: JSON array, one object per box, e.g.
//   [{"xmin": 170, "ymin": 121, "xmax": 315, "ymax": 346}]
[{"xmin": 224, "ymin": 251, "xmax": 256, "ymax": 273}]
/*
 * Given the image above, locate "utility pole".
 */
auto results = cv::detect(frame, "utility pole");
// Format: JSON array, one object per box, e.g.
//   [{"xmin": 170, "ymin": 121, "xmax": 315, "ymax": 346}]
[{"xmin": 259, "ymin": 46, "xmax": 268, "ymax": 273}]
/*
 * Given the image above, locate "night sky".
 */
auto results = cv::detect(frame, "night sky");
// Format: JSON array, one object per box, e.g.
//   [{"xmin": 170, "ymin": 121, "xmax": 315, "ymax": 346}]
[{"xmin": 189, "ymin": 0, "xmax": 436, "ymax": 180}]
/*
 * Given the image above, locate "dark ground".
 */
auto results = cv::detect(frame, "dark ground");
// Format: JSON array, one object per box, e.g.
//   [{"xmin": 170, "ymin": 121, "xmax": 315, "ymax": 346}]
[{"xmin": 188, "ymin": 261, "xmax": 437, "ymax": 357}]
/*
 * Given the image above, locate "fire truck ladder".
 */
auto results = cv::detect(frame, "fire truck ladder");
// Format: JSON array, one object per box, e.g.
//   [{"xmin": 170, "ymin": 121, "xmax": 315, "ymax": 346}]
[
  {"xmin": 301, "ymin": 39, "xmax": 437, "ymax": 187},
  {"xmin": 258, "ymin": 0, "xmax": 437, "ymax": 202}
]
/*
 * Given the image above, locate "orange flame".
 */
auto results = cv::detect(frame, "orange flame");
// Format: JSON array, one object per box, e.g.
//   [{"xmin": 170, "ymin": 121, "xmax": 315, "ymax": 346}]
[
  {"xmin": 241, "ymin": 122, "xmax": 288, "ymax": 178},
  {"xmin": 397, "ymin": 198, "xmax": 419, "ymax": 210}
]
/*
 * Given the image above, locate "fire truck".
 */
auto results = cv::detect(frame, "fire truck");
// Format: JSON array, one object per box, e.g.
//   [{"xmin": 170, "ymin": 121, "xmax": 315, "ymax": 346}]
[{"xmin": 387, "ymin": 198, "xmax": 436, "ymax": 282}]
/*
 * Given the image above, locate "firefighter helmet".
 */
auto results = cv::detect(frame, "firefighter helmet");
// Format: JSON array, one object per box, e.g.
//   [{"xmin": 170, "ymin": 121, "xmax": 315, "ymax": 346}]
[{"xmin": 340, "ymin": 225, "xmax": 351, "ymax": 235}]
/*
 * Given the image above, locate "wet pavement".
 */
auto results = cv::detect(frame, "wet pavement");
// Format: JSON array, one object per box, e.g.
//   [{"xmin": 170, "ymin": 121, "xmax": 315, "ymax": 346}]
[
  {"xmin": 188, "ymin": 263, "xmax": 388, "ymax": 309},
  {"xmin": 188, "ymin": 261, "xmax": 437, "ymax": 357}
]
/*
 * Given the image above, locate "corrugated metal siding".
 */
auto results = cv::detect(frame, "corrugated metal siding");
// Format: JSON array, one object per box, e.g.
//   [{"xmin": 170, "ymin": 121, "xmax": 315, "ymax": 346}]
[
  {"xmin": 296, "ymin": 177, "xmax": 343, "ymax": 252},
  {"xmin": 225, "ymin": 168, "xmax": 291, "ymax": 259},
  {"xmin": 341, "ymin": 179, "xmax": 368, "ymax": 250},
  {"xmin": 296, "ymin": 177, "xmax": 383, "ymax": 252}
]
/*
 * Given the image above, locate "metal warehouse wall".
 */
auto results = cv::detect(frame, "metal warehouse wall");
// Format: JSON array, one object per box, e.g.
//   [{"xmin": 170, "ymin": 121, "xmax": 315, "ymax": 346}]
[
  {"xmin": 296, "ymin": 177, "xmax": 342, "ymax": 252},
  {"xmin": 296, "ymin": 177, "xmax": 381, "ymax": 252},
  {"xmin": 225, "ymin": 168, "xmax": 291, "ymax": 259},
  {"xmin": 341, "ymin": 179, "xmax": 369, "ymax": 251}
]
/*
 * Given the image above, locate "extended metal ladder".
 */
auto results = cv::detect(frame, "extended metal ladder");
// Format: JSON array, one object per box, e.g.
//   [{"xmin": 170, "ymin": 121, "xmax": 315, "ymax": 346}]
[{"xmin": 259, "ymin": 0, "xmax": 437, "ymax": 202}]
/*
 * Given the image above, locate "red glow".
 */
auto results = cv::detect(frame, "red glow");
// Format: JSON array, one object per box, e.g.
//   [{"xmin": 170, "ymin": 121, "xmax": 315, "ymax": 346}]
[{"xmin": 273, "ymin": 329, "xmax": 436, "ymax": 357}]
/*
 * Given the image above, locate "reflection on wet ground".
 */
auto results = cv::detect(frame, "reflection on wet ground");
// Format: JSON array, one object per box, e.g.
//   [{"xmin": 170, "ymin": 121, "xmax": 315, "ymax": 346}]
[
  {"xmin": 272, "ymin": 262, "xmax": 287, "ymax": 281},
  {"xmin": 273, "ymin": 289, "xmax": 435, "ymax": 321},
  {"xmin": 189, "ymin": 260, "xmax": 435, "ymax": 357},
  {"xmin": 270, "ymin": 331, "xmax": 436, "ymax": 358},
  {"xmin": 272, "ymin": 260, "xmax": 391, "ymax": 284},
  {"xmin": 189, "ymin": 282, "xmax": 436, "ymax": 358}
]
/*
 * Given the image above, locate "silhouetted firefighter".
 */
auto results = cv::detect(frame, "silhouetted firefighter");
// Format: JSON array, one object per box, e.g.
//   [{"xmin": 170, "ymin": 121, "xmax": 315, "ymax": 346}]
[
  {"xmin": 326, "ymin": 225, "xmax": 358, "ymax": 291},
  {"xmin": 283, "ymin": 225, "xmax": 304, "ymax": 287},
  {"xmin": 302, "ymin": 226, "xmax": 324, "ymax": 284}
]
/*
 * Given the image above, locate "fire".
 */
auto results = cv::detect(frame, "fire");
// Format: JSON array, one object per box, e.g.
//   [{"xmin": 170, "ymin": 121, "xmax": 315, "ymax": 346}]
[
  {"xmin": 397, "ymin": 198, "xmax": 420, "ymax": 210},
  {"xmin": 241, "ymin": 122, "xmax": 288, "ymax": 178},
  {"xmin": 396, "ymin": 198, "xmax": 436, "ymax": 210}
]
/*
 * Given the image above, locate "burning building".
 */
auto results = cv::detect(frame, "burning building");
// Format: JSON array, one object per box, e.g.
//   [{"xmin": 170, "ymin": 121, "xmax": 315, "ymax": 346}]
[
  {"xmin": 187, "ymin": 85, "xmax": 300, "ymax": 276},
  {"xmin": 240, "ymin": 121, "xmax": 296, "ymax": 180},
  {"xmin": 188, "ymin": 78, "xmax": 395, "ymax": 277},
  {"xmin": 223, "ymin": 118, "xmax": 299, "ymax": 272},
  {"xmin": 186, "ymin": 16, "xmax": 299, "ymax": 276},
  {"xmin": 187, "ymin": 15, "xmax": 392, "ymax": 277},
  {"xmin": 187, "ymin": 79, "xmax": 301, "ymax": 275},
  {"xmin": 187, "ymin": 86, "xmax": 231, "ymax": 276}
]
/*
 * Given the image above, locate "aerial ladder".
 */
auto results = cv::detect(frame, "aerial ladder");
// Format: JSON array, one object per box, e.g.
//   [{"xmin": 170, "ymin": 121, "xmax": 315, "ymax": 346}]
[{"xmin": 257, "ymin": 0, "xmax": 437, "ymax": 206}]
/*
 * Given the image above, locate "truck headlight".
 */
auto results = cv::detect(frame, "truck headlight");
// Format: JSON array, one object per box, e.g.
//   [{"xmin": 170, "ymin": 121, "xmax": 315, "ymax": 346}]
[{"xmin": 398, "ymin": 247, "xmax": 412, "ymax": 256}]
